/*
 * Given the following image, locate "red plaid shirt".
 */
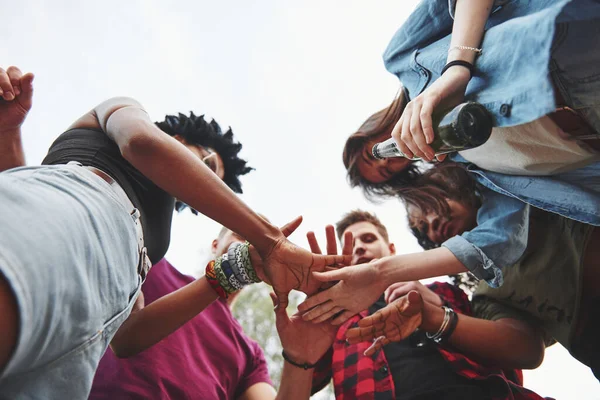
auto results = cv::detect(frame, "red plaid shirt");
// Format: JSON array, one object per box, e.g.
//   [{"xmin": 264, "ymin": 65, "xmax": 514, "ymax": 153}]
[{"xmin": 311, "ymin": 282, "xmax": 548, "ymax": 400}]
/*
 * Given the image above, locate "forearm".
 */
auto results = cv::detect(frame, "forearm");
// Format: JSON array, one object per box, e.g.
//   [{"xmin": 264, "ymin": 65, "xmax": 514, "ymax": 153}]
[
  {"xmin": 98, "ymin": 99, "xmax": 281, "ymax": 253},
  {"xmin": 0, "ymin": 128, "xmax": 25, "ymax": 171},
  {"xmin": 110, "ymin": 277, "xmax": 218, "ymax": 357},
  {"xmin": 448, "ymin": 0, "xmax": 494, "ymax": 64},
  {"xmin": 422, "ymin": 303, "xmax": 545, "ymax": 369},
  {"xmin": 377, "ymin": 247, "xmax": 468, "ymax": 288},
  {"xmin": 275, "ymin": 362, "xmax": 314, "ymax": 400}
]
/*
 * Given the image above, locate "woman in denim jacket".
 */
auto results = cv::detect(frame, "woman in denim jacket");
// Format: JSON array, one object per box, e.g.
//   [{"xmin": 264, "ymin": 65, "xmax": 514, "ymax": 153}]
[{"xmin": 344, "ymin": 0, "xmax": 600, "ymax": 197}]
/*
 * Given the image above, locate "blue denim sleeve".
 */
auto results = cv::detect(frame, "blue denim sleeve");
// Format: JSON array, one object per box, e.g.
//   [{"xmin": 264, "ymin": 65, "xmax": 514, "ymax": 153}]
[{"xmin": 442, "ymin": 187, "xmax": 530, "ymax": 288}]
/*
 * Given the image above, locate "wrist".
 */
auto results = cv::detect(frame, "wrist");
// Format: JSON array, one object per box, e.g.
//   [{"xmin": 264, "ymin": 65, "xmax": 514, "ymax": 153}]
[
  {"xmin": 282, "ymin": 349, "xmax": 320, "ymax": 369},
  {"xmin": 420, "ymin": 301, "xmax": 445, "ymax": 333}
]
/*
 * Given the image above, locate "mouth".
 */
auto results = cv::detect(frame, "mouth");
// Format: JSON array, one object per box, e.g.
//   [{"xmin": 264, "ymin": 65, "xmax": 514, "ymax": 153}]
[{"xmin": 356, "ymin": 257, "xmax": 373, "ymax": 265}]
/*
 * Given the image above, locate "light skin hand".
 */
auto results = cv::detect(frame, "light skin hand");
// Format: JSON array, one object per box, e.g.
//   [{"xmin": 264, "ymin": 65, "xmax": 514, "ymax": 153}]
[
  {"xmin": 270, "ymin": 292, "xmax": 337, "ymax": 365},
  {"xmin": 384, "ymin": 281, "xmax": 443, "ymax": 306},
  {"xmin": 391, "ymin": 67, "xmax": 470, "ymax": 161},
  {"xmin": 346, "ymin": 291, "xmax": 423, "ymax": 356},
  {"xmin": 301, "ymin": 225, "xmax": 353, "ymax": 323},
  {"xmin": 298, "ymin": 259, "xmax": 388, "ymax": 326}
]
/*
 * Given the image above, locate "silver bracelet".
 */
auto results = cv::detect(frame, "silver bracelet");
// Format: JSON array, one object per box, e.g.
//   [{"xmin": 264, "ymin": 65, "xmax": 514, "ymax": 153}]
[
  {"xmin": 449, "ymin": 45, "xmax": 482, "ymax": 55},
  {"xmin": 426, "ymin": 306, "xmax": 451, "ymax": 342}
]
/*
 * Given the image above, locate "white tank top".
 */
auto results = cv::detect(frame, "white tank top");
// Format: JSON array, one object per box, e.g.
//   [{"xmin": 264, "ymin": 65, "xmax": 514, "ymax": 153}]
[{"xmin": 459, "ymin": 116, "xmax": 600, "ymax": 175}]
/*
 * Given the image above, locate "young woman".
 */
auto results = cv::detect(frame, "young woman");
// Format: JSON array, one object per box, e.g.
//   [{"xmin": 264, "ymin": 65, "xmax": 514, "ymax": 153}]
[
  {"xmin": 314, "ymin": 163, "xmax": 600, "ymax": 379},
  {"xmin": 344, "ymin": 0, "xmax": 600, "ymax": 199},
  {"xmin": 0, "ymin": 66, "xmax": 346, "ymax": 398}
]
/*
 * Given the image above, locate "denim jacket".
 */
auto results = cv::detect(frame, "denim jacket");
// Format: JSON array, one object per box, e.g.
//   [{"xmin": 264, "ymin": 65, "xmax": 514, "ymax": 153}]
[
  {"xmin": 443, "ymin": 156, "xmax": 600, "ymax": 287},
  {"xmin": 383, "ymin": 0, "xmax": 600, "ymax": 128}
]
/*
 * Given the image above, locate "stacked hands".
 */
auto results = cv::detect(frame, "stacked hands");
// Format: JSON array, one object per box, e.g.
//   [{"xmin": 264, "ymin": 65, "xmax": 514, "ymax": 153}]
[{"xmin": 271, "ymin": 223, "xmax": 446, "ymax": 362}]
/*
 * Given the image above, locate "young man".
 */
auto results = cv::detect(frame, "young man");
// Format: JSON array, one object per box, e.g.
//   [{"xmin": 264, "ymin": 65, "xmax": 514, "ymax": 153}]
[
  {"xmin": 307, "ymin": 210, "xmax": 545, "ymax": 400},
  {"xmin": 89, "ymin": 226, "xmax": 277, "ymax": 399}
]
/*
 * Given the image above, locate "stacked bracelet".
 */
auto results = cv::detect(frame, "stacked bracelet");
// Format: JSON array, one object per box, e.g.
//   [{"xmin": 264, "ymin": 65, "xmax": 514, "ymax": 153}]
[
  {"xmin": 206, "ymin": 241, "xmax": 262, "ymax": 299},
  {"xmin": 426, "ymin": 306, "xmax": 459, "ymax": 344}
]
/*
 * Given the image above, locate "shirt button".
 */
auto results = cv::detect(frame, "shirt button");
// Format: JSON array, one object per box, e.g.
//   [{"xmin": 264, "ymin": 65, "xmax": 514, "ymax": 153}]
[
  {"xmin": 379, "ymin": 365, "xmax": 389, "ymax": 374},
  {"xmin": 499, "ymin": 103, "xmax": 511, "ymax": 117}
]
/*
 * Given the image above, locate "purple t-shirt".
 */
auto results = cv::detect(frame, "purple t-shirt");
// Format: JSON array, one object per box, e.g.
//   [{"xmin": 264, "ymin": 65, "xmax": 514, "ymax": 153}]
[{"xmin": 90, "ymin": 259, "xmax": 271, "ymax": 400}]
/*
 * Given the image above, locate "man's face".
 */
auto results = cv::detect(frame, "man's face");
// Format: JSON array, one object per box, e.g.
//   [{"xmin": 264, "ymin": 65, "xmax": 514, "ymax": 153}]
[
  {"xmin": 212, "ymin": 229, "xmax": 244, "ymax": 257},
  {"xmin": 342, "ymin": 221, "xmax": 395, "ymax": 266}
]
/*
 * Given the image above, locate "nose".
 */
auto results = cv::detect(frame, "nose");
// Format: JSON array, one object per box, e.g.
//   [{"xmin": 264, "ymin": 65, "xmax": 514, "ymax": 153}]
[
  {"xmin": 426, "ymin": 214, "xmax": 441, "ymax": 242},
  {"xmin": 353, "ymin": 241, "xmax": 366, "ymax": 256}
]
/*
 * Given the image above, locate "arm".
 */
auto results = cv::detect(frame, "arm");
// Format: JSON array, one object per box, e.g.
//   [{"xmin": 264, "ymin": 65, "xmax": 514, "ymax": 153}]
[
  {"xmin": 70, "ymin": 98, "xmax": 350, "ymax": 307},
  {"xmin": 111, "ymin": 217, "xmax": 304, "ymax": 357},
  {"xmin": 0, "ymin": 66, "xmax": 34, "ymax": 171},
  {"xmin": 70, "ymin": 97, "xmax": 281, "ymax": 252},
  {"xmin": 421, "ymin": 301, "xmax": 545, "ymax": 369},
  {"xmin": 347, "ymin": 292, "xmax": 545, "ymax": 370},
  {"xmin": 299, "ymin": 246, "xmax": 468, "ymax": 323},
  {"xmin": 110, "ymin": 276, "xmax": 218, "ymax": 357},
  {"xmin": 391, "ymin": 0, "xmax": 494, "ymax": 161}
]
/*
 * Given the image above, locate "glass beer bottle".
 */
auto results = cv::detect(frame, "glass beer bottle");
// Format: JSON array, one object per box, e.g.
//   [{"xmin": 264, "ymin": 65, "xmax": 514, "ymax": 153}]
[{"xmin": 372, "ymin": 102, "xmax": 493, "ymax": 160}]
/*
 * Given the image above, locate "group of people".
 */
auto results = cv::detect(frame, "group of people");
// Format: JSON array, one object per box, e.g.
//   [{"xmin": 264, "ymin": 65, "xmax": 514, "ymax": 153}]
[{"xmin": 1, "ymin": 0, "xmax": 600, "ymax": 398}]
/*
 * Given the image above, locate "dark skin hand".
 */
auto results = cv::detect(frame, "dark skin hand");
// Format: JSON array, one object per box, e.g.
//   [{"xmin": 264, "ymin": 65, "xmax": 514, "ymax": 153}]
[{"xmin": 345, "ymin": 291, "xmax": 423, "ymax": 356}]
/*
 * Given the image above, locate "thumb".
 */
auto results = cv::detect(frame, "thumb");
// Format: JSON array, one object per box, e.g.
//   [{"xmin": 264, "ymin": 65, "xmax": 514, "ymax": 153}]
[
  {"xmin": 406, "ymin": 290, "xmax": 423, "ymax": 310},
  {"xmin": 313, "ymin": 268, "xmax": 347, "ymax": 282},
  {"xmin": 280, "ymin": 216, "xmax": 303, "ymax": 238}
]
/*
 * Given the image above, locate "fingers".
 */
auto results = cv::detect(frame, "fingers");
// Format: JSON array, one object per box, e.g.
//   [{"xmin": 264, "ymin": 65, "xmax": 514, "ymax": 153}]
[
  {"xmin": 306, "ymin": 231, "xmax": 322, "ymax": 254},
  {"xmin": 6, "ymin": 66, "xmax": 23, "ymax": 97},
  {"xmin": 312, "ymin": 268, "xmax": 346, "ymax": 282},
  {"xmin": 298, "ymin": 286, "xmax": 333, "ymax": 313},
  {"xmin": 325, "ymin": 225, "xmax": 338, "ymax": 256},
  {"xmin": 391, "ymin": 115, "xmax": 413, "ymax": 159},
  {"xmin": 275, "ymin": 290, "xmax": 290, "ymax": 311},
  {"xmin": 346, "ymin": 320, "xmax": 386, "ymax": 343},
  {"xmin": 364, "ymin": 336, "xmax": 390, "ymax": 356},
  {"xmin": 280, "ymin": 216, "xmax": 303, "ymax": 238},
  {"xmin": 342, "ymin": 231, "xmax": 353, "ymax": 257},
  {"xmin": 321, "ymin": 253, "xmax": 352, "ymax": 267},
  {"xmin": 384, "ymin": 282, "xmax": 409, "ymax": 304},
  {"xmin": 330, "ymin": 310, "xmax": 355, "ymax": 326},
  {"xmin": 420, "ymin": 101, "xmax": 435, "ymax": 145},
  {"xmin": 302, "ymin": 301, "xmax": 343, "ymax": 323},
  {"xmin": 0, "ymin": 67, "xmax": 14, "ymax": 100}
]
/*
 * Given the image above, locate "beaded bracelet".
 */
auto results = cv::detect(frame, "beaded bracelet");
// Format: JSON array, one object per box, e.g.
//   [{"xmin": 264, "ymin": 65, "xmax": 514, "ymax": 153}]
[
  {"xmin": 205, "ymin": 260, "xmax": 230, "ymax": 299},
  {"xmin": 206, "ymin": 241, "xmax": 262, "ymax": 299},
  {"xmin": 448, "ymin": 45, "xmax": 482, "ymax": 55}
]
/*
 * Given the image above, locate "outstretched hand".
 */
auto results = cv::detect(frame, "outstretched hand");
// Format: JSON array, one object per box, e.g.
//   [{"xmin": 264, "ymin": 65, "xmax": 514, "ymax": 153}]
[
  {"xmin": 391, "ymin": 67, "xmax": 470, "ymax": 161},
  {"xmin": 346, "ymin": 290, "xmax": 423, "ymax": 356},
  {"xmin": 0, "ymin": 66, "xmax": 34, "ymax": 134},
  {"xmin": 251, "ymin": 217, "xmax": 352, "ymax": 310},
  {"xmin": 270, "ymin": 293, "xmax": 337, "ymax": 365},
  {"xmin": 298, "ymin": 259, "xmax": 388, "ymax": 326}
]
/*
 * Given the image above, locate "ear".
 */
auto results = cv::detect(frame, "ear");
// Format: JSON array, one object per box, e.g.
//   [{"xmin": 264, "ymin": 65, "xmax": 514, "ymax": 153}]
[
  {"xmin": 211, "ymin": 239, "xmax": 218, "ymax": 255},
  {"xmin": 172, "ymin": 135, "xmax": 186, "ymax": 145},
  {"xmin": 389, "ymin": 243, "xmax": 396, "ymax": 255}
]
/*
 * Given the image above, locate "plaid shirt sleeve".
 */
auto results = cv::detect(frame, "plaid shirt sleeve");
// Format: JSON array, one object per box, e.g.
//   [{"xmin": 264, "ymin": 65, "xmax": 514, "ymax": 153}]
[{"xmin": 311, "ymin": 347, "xmax": 333, "ymax": 395}]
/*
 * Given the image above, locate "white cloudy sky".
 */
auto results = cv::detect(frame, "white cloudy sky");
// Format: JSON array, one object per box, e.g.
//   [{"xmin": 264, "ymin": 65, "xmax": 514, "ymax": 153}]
[{"xmin": 3, "ymin": 0, "xmax": 598, "ymax": 397}]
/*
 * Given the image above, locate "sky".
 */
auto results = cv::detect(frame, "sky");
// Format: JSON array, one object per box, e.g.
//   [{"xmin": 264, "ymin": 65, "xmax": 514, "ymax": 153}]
[{"xmin": 3, "ymin": 0, "xmax": 598, "ymax": 397}]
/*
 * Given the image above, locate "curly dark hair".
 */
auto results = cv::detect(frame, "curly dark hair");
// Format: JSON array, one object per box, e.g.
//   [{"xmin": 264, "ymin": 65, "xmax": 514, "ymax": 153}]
[
  {"xmin": 156, "ymin": 112, "xmax": 253, "ymax": 195},
  {"xmin": 343, "ymin": 89, "xmax": 422, "ymax": 201}
]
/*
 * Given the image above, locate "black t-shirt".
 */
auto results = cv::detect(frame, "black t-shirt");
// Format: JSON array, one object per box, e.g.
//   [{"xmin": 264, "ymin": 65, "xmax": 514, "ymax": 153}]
[
  {"xmin": 42, "ymin": 128, "xmax": 175, "ymax": 264},
  {"xmin": 369, "ymin": 298, "xmax": 489, "ymax": 400}
]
